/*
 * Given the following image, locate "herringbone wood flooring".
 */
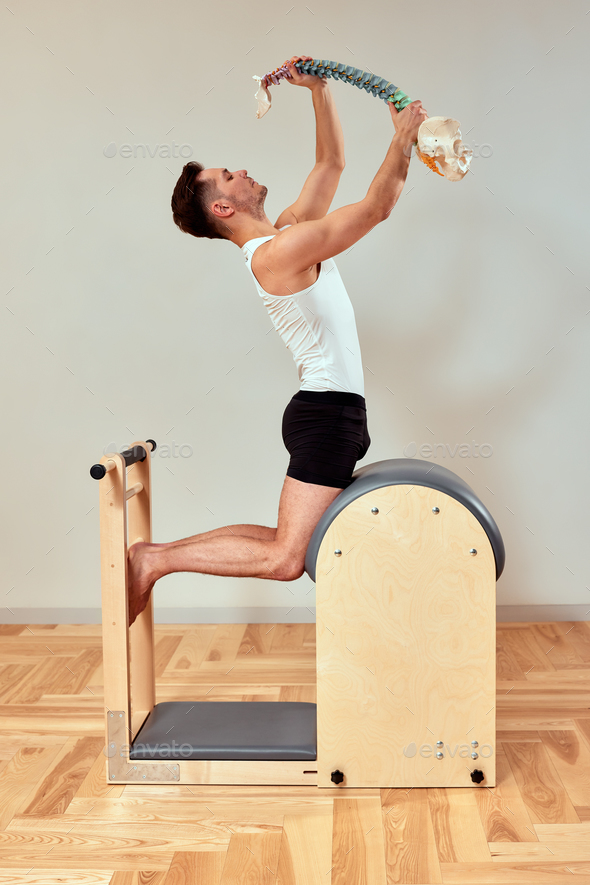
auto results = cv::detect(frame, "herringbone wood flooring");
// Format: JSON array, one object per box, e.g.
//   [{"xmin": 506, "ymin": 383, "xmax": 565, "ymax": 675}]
[{"xmin": 1, "ymin": 620, "xmax": 590, "ymax": 883}]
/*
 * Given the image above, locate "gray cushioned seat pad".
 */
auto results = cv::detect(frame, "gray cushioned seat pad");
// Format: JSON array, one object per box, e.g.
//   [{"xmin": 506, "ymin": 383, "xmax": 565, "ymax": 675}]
[
  {"xmin": 129, "ymin": 701, "xmax": 317, "ymax": 761},
  {"xmin": 305, "ymin": 458, "xmax": 505, "ymax": 581}
]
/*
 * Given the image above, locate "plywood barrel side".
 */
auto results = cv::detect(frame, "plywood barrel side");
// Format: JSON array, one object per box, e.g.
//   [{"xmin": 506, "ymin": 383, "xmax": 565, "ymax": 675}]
[{"xmin": 315, "ymin": 483, "xmax": 496, "ymax": 788}]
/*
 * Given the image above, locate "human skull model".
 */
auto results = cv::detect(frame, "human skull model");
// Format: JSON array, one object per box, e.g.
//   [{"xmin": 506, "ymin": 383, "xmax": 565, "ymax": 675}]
[{"xmin": 416, "ymin": 116, "xmax": 473, "ymax": 181}]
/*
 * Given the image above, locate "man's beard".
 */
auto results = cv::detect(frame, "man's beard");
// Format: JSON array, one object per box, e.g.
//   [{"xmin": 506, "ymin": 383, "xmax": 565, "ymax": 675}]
[{"xmin": 233, "ymin": 184, "xmax": 268, "ymax": 221}]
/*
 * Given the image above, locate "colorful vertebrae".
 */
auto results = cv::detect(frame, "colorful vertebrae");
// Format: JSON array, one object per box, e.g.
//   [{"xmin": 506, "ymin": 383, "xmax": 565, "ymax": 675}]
[{"xmin": 260, "ymin": 59, "xmax": 413, "ymax": 112}]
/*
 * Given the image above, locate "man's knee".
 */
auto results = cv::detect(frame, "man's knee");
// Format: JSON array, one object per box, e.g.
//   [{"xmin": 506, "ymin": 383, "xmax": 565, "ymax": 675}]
[{"xmin": 274, "ymin": 553, "xmax": 306, "ymax": 582}]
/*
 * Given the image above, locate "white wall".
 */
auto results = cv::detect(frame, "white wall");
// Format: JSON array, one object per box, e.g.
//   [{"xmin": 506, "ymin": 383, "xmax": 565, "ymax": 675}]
[{"xmin": 2, "ymin": 0, "xmax": 589, "ymax": 620}]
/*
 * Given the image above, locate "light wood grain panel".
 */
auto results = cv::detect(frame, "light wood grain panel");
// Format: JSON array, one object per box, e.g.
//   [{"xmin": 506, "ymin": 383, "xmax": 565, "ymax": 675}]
[
  {"xmin": 316, "ymin": 485, "xmax": 496, "ymax": 788},
  {"xmin": 163, "ymin": 851, "xmax": 226, "ymax": 885},
  {"xmin": 172, "ymin": 759, "xmax": 318, "ymax": 786},
  {"xmin": 218, "ymin": 831, "xmax": 282, "ymax": 884}
]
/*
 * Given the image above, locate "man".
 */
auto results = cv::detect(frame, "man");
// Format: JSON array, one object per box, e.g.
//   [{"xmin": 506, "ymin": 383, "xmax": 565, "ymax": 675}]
[{"xmin": 127, "ymin": 55, "xmax": 428, "ymax": 626}]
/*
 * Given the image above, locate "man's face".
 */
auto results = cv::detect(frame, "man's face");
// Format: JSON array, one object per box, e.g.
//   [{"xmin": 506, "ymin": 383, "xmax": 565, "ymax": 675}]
[{"xmin": 201, "ymin": 167, "xmax": 267, "ymax": 220}]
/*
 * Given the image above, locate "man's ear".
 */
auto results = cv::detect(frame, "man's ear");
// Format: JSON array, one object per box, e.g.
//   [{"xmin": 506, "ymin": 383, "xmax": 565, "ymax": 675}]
[{"xmin": 211, "ymin": 200, "xmax": 234, "ymax": 220}]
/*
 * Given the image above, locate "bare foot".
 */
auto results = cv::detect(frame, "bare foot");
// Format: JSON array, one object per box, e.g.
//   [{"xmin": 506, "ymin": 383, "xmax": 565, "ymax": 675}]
[{"xmin": 127, "ymin": 542, "xmax": 159, "ymax": 626}]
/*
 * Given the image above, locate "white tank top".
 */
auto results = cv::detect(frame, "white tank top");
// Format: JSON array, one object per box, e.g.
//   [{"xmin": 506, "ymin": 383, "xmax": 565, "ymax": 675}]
[{"xmin": 242, "ymin": 225, "xmax": 365, "ymax": 395}]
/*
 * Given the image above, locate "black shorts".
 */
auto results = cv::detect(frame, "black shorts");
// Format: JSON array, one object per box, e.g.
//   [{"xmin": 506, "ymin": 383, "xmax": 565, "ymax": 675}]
[{"xmin": 281, "ymin": 389, "xmax": 371, "ymax": 489}]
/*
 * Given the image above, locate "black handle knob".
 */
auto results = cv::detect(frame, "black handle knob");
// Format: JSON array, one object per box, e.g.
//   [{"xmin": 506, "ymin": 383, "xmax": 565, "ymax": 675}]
[
  {"xmin": 470, "ymin": 768, "xmax": 485, "ymax": 784},
  {"xmin": 331, "ymin": 769, "xmax": 344, "ymax": 785},
  {"xmin": 89, "ymin": 439, "xmax": 157, "ymax": 479}
]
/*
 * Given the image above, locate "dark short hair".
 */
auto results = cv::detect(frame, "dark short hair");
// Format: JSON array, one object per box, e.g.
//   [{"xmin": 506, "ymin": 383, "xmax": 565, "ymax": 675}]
[{"xmin": 171, "ymin": 162, "xmax": 230, "ymax": 240}]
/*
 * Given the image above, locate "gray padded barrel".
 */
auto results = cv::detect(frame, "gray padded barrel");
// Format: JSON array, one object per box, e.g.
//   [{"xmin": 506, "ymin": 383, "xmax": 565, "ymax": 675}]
[{"xmin": 304, "ymin": 458, "xmax": 505, "ymax": 581}]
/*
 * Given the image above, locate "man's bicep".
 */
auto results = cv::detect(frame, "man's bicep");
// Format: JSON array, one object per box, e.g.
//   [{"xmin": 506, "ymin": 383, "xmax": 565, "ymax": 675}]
[
  {"xmin": 272, "ymin": 200, "xmax": 382, "ymax": 272},
  {"xmin": 290, "ymin": 163, "xmax": 344, "ymax": 222},
  {"xmin": 274, "ymin": 162, "xmax": 344, "ymax": 229}
]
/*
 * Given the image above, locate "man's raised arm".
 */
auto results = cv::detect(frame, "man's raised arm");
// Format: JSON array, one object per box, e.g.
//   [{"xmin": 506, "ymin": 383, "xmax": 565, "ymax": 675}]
[
  {"xmin": 275, "ymin": 55, "xmax": 345, "ymax": 227},
  {"xmin": 269, "ymin": 99, "xmax": 429, "ymax": 272}
]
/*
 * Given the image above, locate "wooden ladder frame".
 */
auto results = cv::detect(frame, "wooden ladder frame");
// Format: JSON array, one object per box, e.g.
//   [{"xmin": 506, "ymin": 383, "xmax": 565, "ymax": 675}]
[{"xmin": 97, "ymin": 441, "xmax": 318, "ymax": 786}]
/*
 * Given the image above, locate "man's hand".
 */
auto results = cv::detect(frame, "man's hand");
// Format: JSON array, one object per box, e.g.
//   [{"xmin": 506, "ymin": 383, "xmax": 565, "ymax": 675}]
[
  {"xmin": 283, "ymin": 55, "xmax": 323, "ymax": 89},
  {"xmin": 388, "ymin": 99, "xmax": 429, "ymax": 147}
]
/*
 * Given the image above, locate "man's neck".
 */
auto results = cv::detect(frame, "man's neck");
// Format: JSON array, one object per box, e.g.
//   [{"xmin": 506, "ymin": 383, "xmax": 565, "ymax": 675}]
[{"xmin": 232, "ymin": 218, "xmax": 282, "ymax": 249}]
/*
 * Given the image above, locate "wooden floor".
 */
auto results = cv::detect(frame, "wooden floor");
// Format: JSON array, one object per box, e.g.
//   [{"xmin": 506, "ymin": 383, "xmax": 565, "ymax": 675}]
[{"xmin": 1, "ymin": 620, "xmax": 590, "ymax": 884}]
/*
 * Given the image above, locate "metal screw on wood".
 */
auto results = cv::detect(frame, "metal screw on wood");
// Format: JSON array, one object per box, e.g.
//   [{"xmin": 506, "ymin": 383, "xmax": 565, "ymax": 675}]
[{"xmin": 469, "ymin": 548, "xmax": 477, "ymax": 556}]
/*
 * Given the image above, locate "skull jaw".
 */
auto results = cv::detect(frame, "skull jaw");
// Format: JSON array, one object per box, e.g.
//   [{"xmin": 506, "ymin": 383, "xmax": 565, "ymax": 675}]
[{"xmin": 416, "ymin": 116, "xmax": 473, "ymax": 181}]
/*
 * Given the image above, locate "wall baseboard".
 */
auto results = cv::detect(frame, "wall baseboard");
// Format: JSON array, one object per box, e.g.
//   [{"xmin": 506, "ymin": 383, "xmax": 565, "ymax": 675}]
[{"xmin": 1, "ymin": 605, "xmax": 589, "ymax": 625}]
